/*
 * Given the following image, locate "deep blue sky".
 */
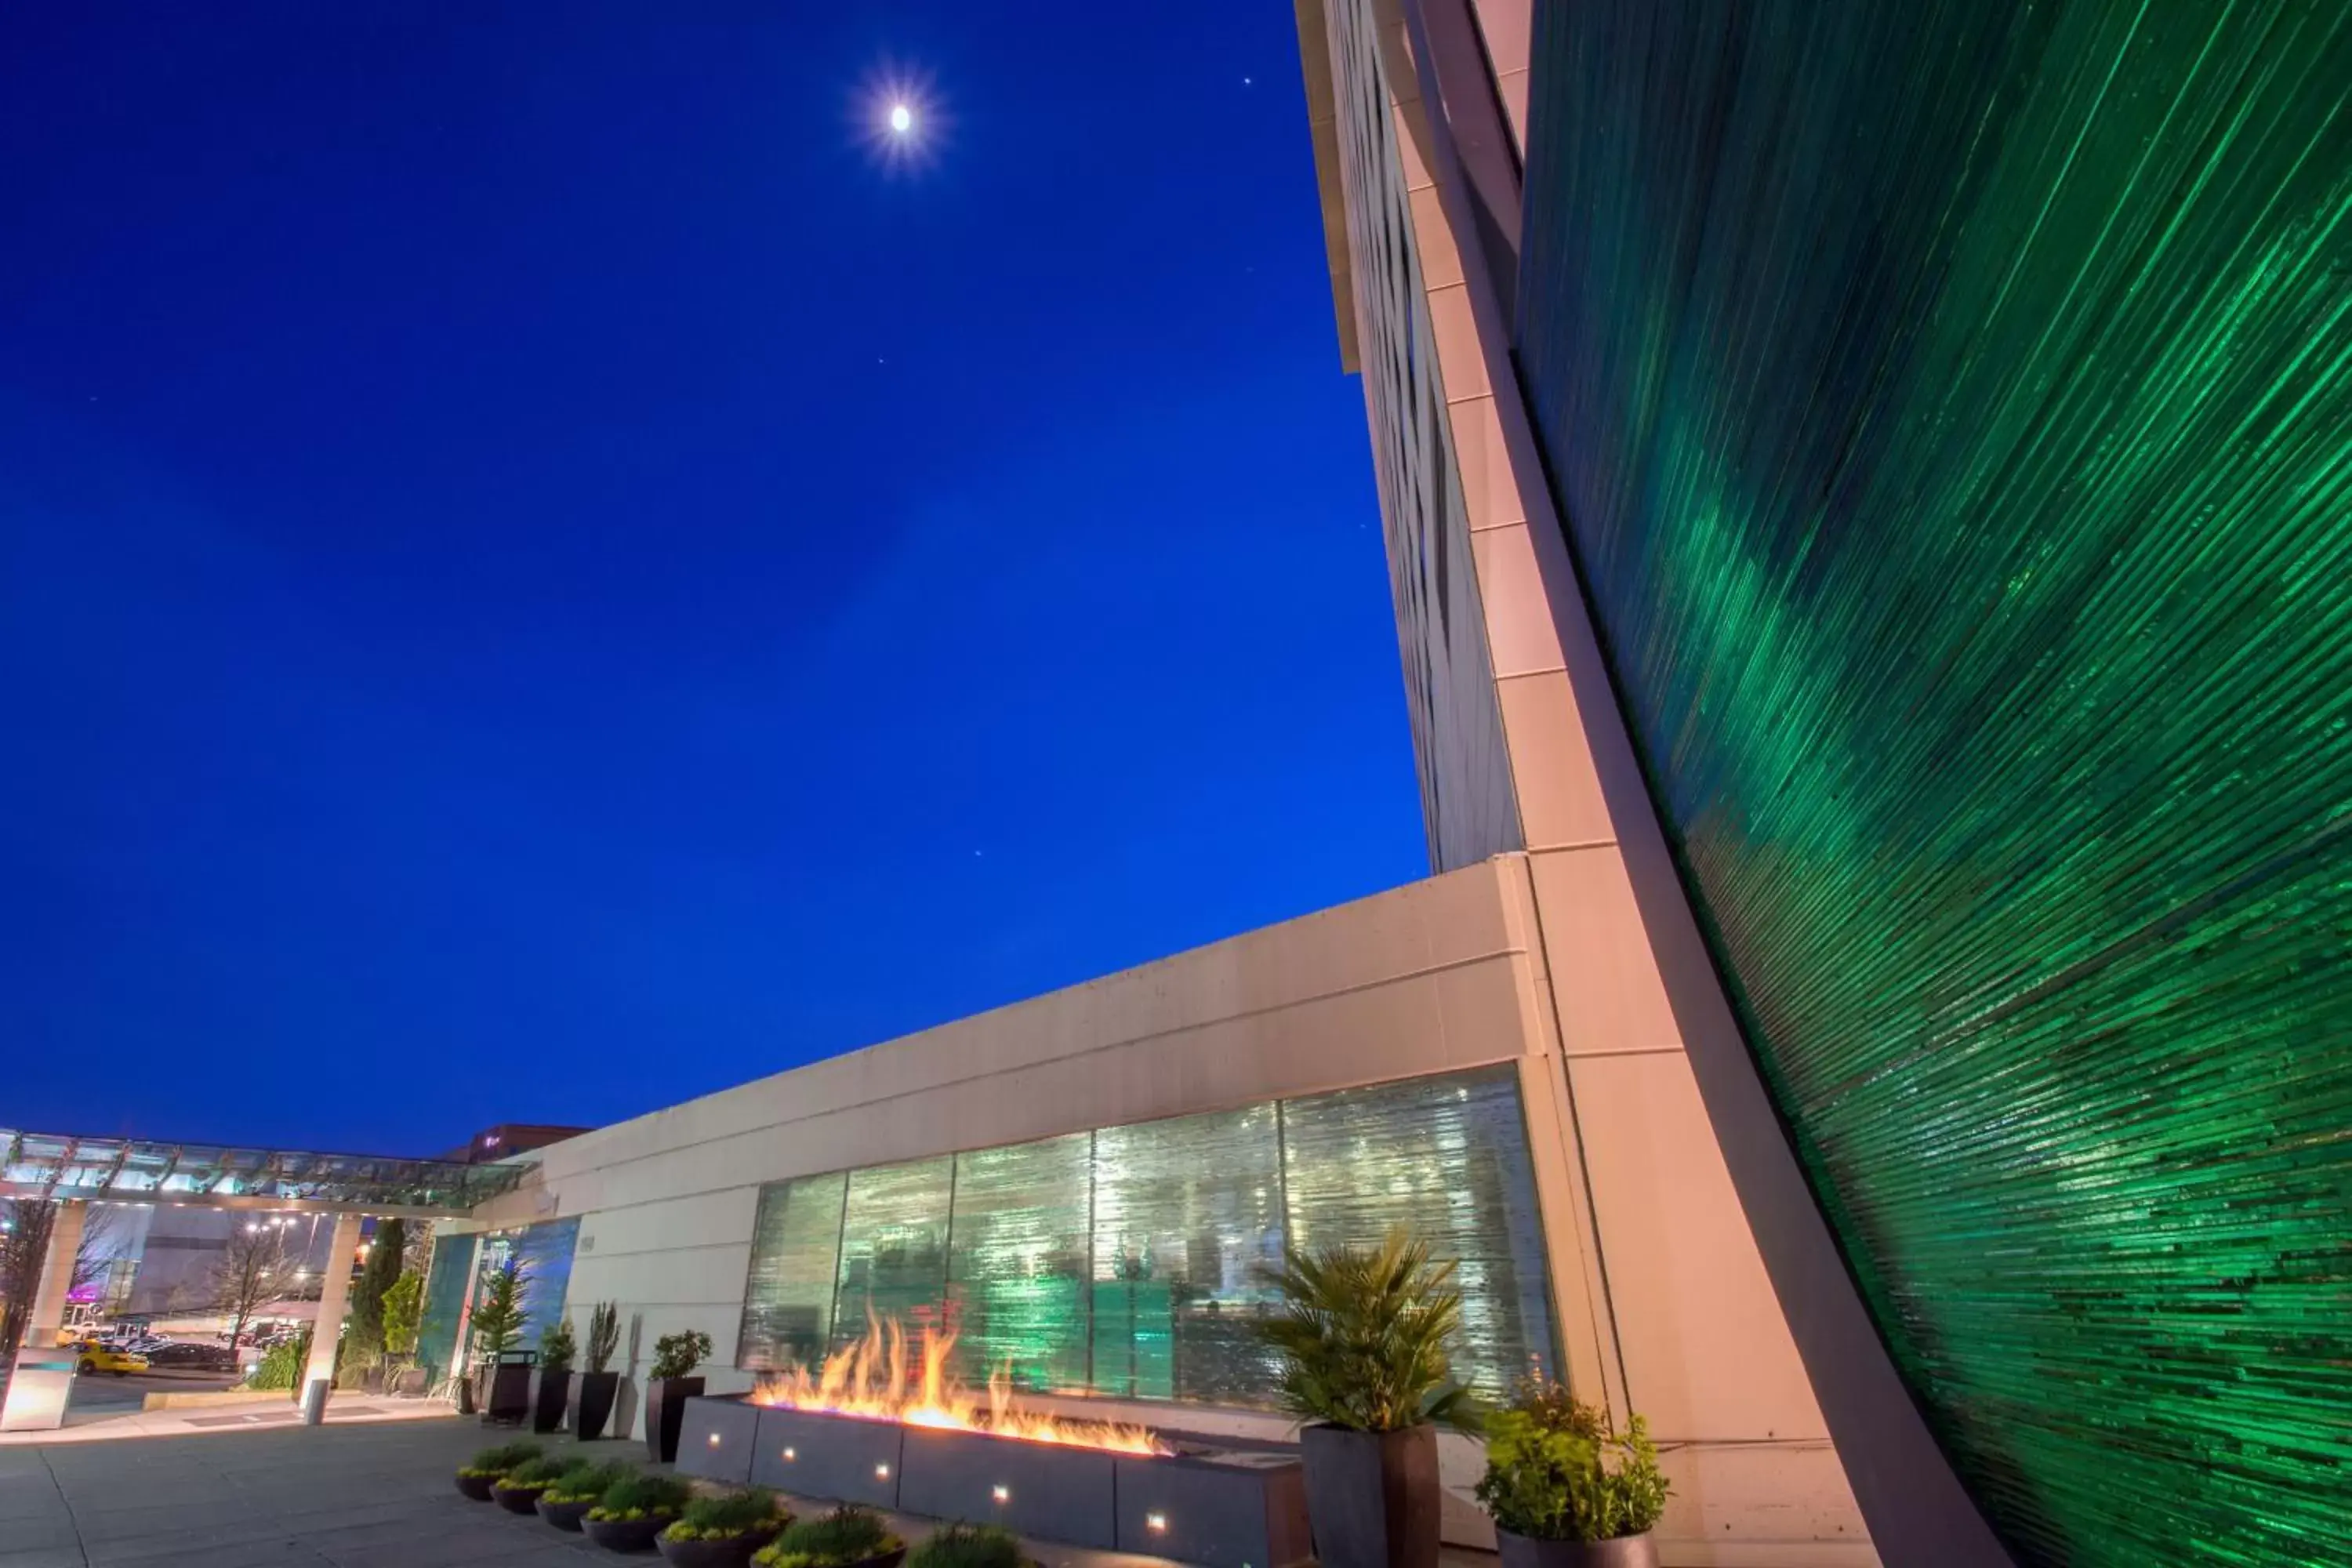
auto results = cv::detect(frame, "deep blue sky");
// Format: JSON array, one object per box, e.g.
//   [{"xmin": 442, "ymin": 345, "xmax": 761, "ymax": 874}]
[{"xmin": 0, "ymin": 5, "xmax": 1425, "ymax": 1152}]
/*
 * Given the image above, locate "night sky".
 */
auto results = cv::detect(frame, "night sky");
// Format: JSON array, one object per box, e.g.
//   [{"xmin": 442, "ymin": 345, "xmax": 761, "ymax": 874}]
[{"xmin": 0, "ymin": 5, "xmax": 1425, "ymax": 1152}]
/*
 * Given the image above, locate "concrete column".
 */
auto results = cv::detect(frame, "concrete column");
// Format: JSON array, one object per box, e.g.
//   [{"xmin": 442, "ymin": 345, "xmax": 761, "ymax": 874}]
[
  {"xmin": 23, "ymin": 1199, "xmax": 86, "ymax": 1347},
  {"xmin": 0, "ymin": 1199, "xmax": 88, "ymax": 1432},
  {"xmin": 301, "ymin": 1212, "xmax": 364, "ymax": 1421}
]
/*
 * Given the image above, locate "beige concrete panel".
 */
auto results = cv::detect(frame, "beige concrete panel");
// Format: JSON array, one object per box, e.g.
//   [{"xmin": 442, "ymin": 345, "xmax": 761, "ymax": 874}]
[
  {"xmin": 1454, "ymin": 396, "xmax": 1529, "ymax": 534},
  {"xmin": 575, "ymin": 1186, "xmax": 758, "ymax": 1260},
  {"xmin": 1566, "ymin": 1052, "xmax": 1832, "ymax": 1445},
  {"xmin": 1497, "ymin": 672, "xmax": 1615, "ymax": 852},
  {"xmin": 1409, "ymin": 184, "xmax": 1463, "ymax": 289},
  {"xmin": 1392, "ymin": 99, "xmax": 1436, "ymax": 191},
  {"xmin": 1496, "ymin": 68, "xmax": 1529, "ymax": 153},
  {"xmin": 1530, "ymin": 844, "xmax": 1684, "ymax": 1055},
  {"xmin": 1427, "ymin": 283, "xmax": 1490, "ymax": 403},
  {"xmin": 1512, "ymin": 1055, "xmax": 1620, "ymax": 1416},
  {"xmin": 1434, "ymin": 959, "xmax": 1537, "ymax": 1067},
  {"xmin": 1468, "ymin": 0, "xmax": 1531, "ymax": 78},
  {"xmin": 568, "ymin": 1242, "xmax": 753, "ymax": 1314},
  {"xmin": 1654, "ymin": 1442, "xmax": 1877, "ymax": 1567},
  {"xmin": 1471, "ymin": 524, "xmax": 1569, "ymax": 680}
]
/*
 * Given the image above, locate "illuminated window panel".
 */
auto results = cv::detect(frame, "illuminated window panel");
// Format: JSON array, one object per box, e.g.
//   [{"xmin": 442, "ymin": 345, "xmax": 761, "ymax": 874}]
[
  {"xmin": 1089, "ymin": 1105, "xmax": 1287, "ymax": 1405},
  {"xmin": 946, "ymin": 1133, "xmax": 1092, "ymax": 1393},
  {"xmin": 739, "ymin": 1171, "xmax": 847, "ymax": 1371},
  {"xmin": 829, "ymin": 1156, "xmax": 953, "ymax": 1353},
  {"xmin": 1279, "ymin": 1068, "xmax": 1557, "ymax": 1400}
]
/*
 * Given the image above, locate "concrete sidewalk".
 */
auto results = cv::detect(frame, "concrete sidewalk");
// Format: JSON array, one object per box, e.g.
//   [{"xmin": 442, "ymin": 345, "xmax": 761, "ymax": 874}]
[{"xmin": 0, "ymin": 1395, "xmax": 457, "ymax": 1446}]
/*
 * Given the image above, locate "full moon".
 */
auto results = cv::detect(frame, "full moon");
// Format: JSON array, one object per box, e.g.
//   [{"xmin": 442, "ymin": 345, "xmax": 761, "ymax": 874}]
[{"xmin": 888, "ymin": 103, "xmax": 913, "ymax": 134}]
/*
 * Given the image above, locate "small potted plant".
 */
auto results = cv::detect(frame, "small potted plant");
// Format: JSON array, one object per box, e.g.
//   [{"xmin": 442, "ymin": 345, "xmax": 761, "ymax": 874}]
[
  {"xmin": 585, "ymin": 1472, "xmax": 695, "ymax": 1554},
  {"xmin": 540, "ymin": 1460, "xmax": 636, "ymax": 1532},
  {"xmin": 659, "ymin": 1486, "xmax": 790, "ymax": 1568},
  {"xmin": 575, "ymin": 1301, "xmax": 624, "ymax": 1441},
  {"xmin": 905, "ymin": 1523, "xmax": 1029, "ymax": 1568},
  {"xmin": 1251, "ymin": 1228, "xmax": 1480, "ymax": 1568},
  {"xmin": 470, "ymin": 1258, "xmax": 535, "ymax": 1425},
  {"xmin": 644, "ymin": 1327, "xmax": 713, "ymax": 1462},
  {"xmin": 1475, "ymin": 1384, "xmax": 1669, "ymax": 1568},
  {"xmin": 751, "ymin": 1504, "xmax": 906, "ymax": 1568},
  {"xmin": 493, "ymin": 1454, "xmax": 569, "ymax": 1515},
  {"xmin": 454, "ymin": 1439, "xmax": 543, "ymax": 1502},
  {"xmin": 536, "ymin": 1316, "xmax": 578, "ymax": 1434}
]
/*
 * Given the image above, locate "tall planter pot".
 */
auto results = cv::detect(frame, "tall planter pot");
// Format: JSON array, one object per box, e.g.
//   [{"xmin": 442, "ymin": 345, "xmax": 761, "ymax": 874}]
[
  {"xmin": 1298, "ymin": 1424, "xmax": 1441, "ymax": 1568},
  {"xmin": 573, "ymin": 1370, "xmax": 621, "ymax": 1440},
  {"xmin": 535, "ymin": 1367, "xmax": 572, "ymax": 1434},
  {"xmin": 1496, "ymin": 1530, "xmax": 1660, "ymax": 1568},
  {"xmin": 644, "ymin": 1376, "xmax": 705, "ymax": 1463},
  {"xmin": 482, "ymin": 1357, "xmax": 535, "ymax": 1426}
]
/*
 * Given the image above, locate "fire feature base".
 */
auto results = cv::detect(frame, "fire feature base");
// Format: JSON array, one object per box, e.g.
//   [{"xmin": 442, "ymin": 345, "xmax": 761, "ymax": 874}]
[
  {"xmin": 676, "ymin": 1395, "xmax": 762, "ymax": 1485},
  {"xmin": 898, "ymin": 1425, "xmax": 1118, "ymax": 1550},
  {"xmin": 1116, "ymin": 1448, "xmax": 1312, "ymax": 1568},
  {"xmin": 750, "ymin": 1405, "xmax": 905, "ymax": 1508},
  {"xmin": 733, "ymin": 1403, "xmax": 1309, "ymax": 1568}
]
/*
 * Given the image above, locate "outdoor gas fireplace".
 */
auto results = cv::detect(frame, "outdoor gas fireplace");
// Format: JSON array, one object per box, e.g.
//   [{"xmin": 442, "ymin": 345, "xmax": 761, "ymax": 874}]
[{"xmin": 675, "ymin": 1319, "xmax": 1310, "ymax": 1568}]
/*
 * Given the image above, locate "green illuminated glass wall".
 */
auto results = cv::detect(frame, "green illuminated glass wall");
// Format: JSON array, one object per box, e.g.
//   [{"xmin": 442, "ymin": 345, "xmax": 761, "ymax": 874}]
[
  {"xmin": 1513, "ymin": 5, "xmax": 2352, "ymax": 1563},
  {"xmin": 736, "ymin": 1065, "xmax": 1557, "ymax": 1406}
]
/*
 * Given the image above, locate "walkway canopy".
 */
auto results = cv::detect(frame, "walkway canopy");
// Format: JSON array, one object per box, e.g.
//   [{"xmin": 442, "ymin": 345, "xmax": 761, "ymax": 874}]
[{"xmin": 0, "ymin": 1128, "xmax": 520, "ymax": 1218}]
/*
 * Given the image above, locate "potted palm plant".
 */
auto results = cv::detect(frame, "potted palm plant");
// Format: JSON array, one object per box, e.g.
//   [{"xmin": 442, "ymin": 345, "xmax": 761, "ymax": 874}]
[
  {"xmin": 540, "ymin": 1459, "xmax": 635, "ymax": 1532},
  {"xmin": 535, "ymin": 1316, "xmax": 577, "ymax": 1433},
  {"xmin": 657, "ymin": 1486, "xmax": 789, "ymax": 1567},
  {"xmin": 585, "ymin": 1472, "xmax": 694, "ymax": 1554},
  {"xmin": 575, "ymin": 1301, "xmax": 623, "ymax": 1441},
  {"xmin": 470, "ymin": 1258, "xmax": 535, "ymax": 1425},
  {"xmin": 1251, "ymin": 1228, "xmax": 1479, "ymax": 1568},
  {"xmin": 1475, "ymin": 1384, "xmax": 1669, "ymax": 1568},
  {"xmin": 454, "ymin": 1439, "xmax": 543, "ymax": 1502},
  {"xmin": 644, "ymin": 1327, "xmax": 712, "ymax": 1462},
  {"xmin": 750, "ymin": 1505, "xmax": 905, "ymax": 1568}
]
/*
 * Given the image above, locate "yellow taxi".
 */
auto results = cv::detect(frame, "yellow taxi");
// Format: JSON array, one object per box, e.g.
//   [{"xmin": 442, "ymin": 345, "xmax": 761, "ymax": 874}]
[{"xmin": 68, "ymin": 1339, "xmax": 150, "ymax": 1375}]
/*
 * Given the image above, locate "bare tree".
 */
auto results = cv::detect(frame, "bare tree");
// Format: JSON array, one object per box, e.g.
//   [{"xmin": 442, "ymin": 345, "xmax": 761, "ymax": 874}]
[
  {"xmin": 0, "ymin": 1199, "xmax": 126, "ymax": 1352},
  {"xmin": 208, "ymin": 1221, "xmax": 295, "ymax": 1366}
]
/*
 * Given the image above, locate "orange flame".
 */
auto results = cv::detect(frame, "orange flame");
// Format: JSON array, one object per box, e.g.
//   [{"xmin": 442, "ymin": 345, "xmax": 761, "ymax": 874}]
[{"xmin": 750, "ymin": 1312, "xmax": 1168, "ymax": 1455}]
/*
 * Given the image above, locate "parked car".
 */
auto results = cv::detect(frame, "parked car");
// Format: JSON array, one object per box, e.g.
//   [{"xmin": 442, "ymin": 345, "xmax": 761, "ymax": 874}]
[
  {"xmin": 71, "ymin": 1341, "xmax": 150, "ymax": 1376},
  {"xmin": 145, "ymin": 1341, "xmax": 237, "ymax": 1372}
]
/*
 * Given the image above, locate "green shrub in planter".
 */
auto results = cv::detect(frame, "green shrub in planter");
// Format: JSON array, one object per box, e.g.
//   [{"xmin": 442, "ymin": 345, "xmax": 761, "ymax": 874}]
[
  {"xmin": 545, "ymin": 1459, "xmax": 636, "ymax": 1505},
  {"xmin": 753, "ymin": 1504, "xmax": 903, "ymax": 1568},
  {"xmin": 906, "ymin": 1523, "xmax": 1024, "ymax": 1568},
  {"xmin": 458, "ymin": 1439, "xmax": 544, "ymax": 1480},
  {"xmin": 498, "ymin": 1456, "xmax": 568, "ymax": 1493},
  {"xmin": 665, "ymin": 1487, "xmax": 786, "ymax": 1543},
  {"xmin": 649, "ymin": 1329, "xmax": 713, "ymax": 1381},
  {"xmin": 587, "ymin": 1472, "xmax": 694, "ymax": 1525},
  {"xmin": 1475, "ymin": 1383, "xmax": 1668, "ymax": 1545}
]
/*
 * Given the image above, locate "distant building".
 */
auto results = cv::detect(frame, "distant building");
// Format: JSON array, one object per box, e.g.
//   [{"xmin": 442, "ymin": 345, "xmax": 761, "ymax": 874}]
[{"xmin": 437, "ymin": 1124, "xmax": 588, "ymax": 1166}]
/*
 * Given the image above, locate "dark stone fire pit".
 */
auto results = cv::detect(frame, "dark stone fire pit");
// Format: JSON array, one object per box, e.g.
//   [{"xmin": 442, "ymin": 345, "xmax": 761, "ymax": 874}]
[{"xmin": 675, "ymin": 1395, "xmax": 1308, "ymax": 1568}]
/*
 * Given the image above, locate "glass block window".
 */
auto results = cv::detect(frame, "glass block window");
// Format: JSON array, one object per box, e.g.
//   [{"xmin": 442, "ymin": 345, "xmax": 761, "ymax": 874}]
[
  {"xmin": 414, "ymin": 1230, "xmax": 479, "ymax": 1386},
  {"xmin": 1090, "ymin": 1105, "xmax": 1287, "ymax": 1404},
  {"xmin": 1282, "ymin": 1068, "xmax": 1557, "ymax": 1399},
  {"xmin": 945, "ymin": 1132, "xmax": 1093, "ymax": 1393},
  {"xmin": 739, "ymin": 1171, "xmax": 847, "ymax": 1371},
  {"xmin": 736, "ymin": 1067, "xmax": 1558, "ymax": 1410},
  {"xmin": 830, "ymin": 1156, "xmax": 953, "ymax": 1351}
]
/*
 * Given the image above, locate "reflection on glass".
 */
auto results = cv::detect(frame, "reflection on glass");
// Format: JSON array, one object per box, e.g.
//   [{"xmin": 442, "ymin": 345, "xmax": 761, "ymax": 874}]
[
  {"xmin": 1091, "ymin": 1105, "xmax": 1287, "ymax": 1404},
  {"xmin": 946, "ymin": 1133, "xmax": 1092, "ymax": 1392},
  {"xmin": 415, "ymin": 1231, "xmax": 480, "ymax": 1385},
  {"xmin": 733, "ymin": 1066, "xmax": 1558, "ymax": 1406},
  {"xmin": 739, "ymin": 1172, "xmax": 847, "ymax": 1370},
  {"xmin": 830, "ymin": 1157, "xmax": 953, "ymax": 1353},
  {"xmin": 1281, "ymin": 1066, "xmax": 1557, "ymax": 1399}
]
